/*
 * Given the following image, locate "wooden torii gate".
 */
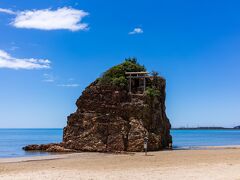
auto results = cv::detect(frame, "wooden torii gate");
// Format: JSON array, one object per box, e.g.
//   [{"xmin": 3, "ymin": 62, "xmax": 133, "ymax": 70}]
[{"xmin": 125, "ymin": 72, "xmax": 149, "ymax": 94}]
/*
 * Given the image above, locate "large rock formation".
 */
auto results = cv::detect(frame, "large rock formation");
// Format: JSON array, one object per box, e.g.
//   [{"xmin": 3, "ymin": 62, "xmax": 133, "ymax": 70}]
[{"xmin": 24, "ymin": 59, "xmax": 172, "ymax": 152}]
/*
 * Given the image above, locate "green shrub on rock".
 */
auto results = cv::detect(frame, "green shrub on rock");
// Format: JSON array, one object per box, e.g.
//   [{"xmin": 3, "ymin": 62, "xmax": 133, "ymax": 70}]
[
  {"xmin": 112, "ymin": 76, "xmax": 128, "ymax": 87},
  {"xmin": 98, "ymin": 58, "xmax": 145, "ymax": 87},
  {"xmin": 146, "ymin": 87, "xmax": 160, "ymax": 97}
]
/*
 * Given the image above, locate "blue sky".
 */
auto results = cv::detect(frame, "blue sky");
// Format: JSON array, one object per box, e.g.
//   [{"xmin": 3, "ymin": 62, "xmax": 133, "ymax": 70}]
[{"xmin": 0, "ymin": 0, "xmax": 240, "ymax": 128}]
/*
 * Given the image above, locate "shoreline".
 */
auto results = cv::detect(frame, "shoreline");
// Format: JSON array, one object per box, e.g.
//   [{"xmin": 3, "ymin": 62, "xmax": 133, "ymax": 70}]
[
  {"xmin": 173, "ymin": 144, "xmax": 240, "ymax": 150},
  {"xmin": 1, "ymin": 145, "xmax": 240, "ymax": 163},
  {"xmin": 0, "ymin": 148, "xmax": 240, "ymax": 179}
]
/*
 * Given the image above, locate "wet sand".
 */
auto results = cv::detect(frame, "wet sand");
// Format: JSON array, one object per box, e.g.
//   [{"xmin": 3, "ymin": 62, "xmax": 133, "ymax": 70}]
[{"xmin": 0, "ymin": 148, "xmax": 240, "ymax": 180}]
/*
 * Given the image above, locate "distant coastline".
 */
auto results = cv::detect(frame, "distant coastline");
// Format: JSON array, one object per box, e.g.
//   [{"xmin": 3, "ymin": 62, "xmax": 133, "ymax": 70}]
[{"xmin": 172, "ymin": 126, "xmax": 240, "ymax": 130}]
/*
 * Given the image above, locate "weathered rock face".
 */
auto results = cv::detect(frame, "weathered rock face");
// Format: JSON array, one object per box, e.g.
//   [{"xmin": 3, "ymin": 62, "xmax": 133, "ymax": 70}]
[
  {"xmin": 62, "ymin": 77, "xmax": 172, "ymax": 152},
  {"xmin": 23, "ymin": 143, "xmax": 77, "ymax": 152},
  {"xmin": 23, "ymin": 60, "xmax": 172, "ymax": 153}
]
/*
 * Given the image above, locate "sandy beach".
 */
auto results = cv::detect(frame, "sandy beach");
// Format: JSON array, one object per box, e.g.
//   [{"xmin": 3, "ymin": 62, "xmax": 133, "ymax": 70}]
[{"xmin": 0, "ymin": 147, "xmax": 240, "ymax": 180}]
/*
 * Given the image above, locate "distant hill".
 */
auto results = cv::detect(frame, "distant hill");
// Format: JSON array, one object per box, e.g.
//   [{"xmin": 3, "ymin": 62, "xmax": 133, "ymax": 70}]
[
  {"xmin": 172, "ymin": 126, "xmax": 240, "ymax": 130},
  {"xmin": 172, "ymin": 127, "xmax": 226, "ymax": 130}
]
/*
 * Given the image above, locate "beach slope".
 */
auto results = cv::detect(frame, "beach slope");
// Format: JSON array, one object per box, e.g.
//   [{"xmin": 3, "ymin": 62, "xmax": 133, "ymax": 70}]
[{"xmin": 1, "ymin": 148, "xmax": 240, "ymax": 180}]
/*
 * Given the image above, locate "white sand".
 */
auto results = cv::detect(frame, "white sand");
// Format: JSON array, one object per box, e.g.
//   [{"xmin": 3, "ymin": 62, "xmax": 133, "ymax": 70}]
[{"xmin": 1, "ymin": 148, "xmax": 240, "ymax": 180}]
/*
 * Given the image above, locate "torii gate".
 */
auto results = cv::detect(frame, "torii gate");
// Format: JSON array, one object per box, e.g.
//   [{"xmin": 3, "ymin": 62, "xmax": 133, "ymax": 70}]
[{"xmin": 125, "ymin": 72, "xmax": 149, "ymax": 94}]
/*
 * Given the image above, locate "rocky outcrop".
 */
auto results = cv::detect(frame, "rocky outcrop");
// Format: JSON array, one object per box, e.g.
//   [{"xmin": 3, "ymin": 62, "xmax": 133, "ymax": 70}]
[
  {"xmin": 23, "ymin": 143, "xmax": 76, "ymax": 152},
  {"xmin": 24, "ymin": 60, "xmax": 172, "ymax": 152},
  {"xmin": 63, "ymin": 79, "xmax": 172, "ymax": 152}
]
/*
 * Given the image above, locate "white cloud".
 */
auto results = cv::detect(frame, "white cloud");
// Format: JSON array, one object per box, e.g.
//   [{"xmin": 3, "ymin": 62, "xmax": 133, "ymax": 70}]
[
  {"xmin": 11, "ymin": 7, "xmax": 89, "ymax": 31},
  {"xmin": 0, "ymin": 49, "xmax": 50, "ymax": 70},
  {"xmin": 43, "ymin": 73, "xmax": 55, "ymax": 82},
  {"xmin": 68, "ymin": 78, "xmax": 74, "ymax": 81},
  {"xmin": 129, "ymin": 28, "xmax": 143, "ymax": 35},
  {"xmin": 0, "ymin": 8, "xmax": 16, "ymax": 15},
  {"xmin": 9, "ymin": 46, "xmax": 19, "ymax": 51},
  {"xmin": 58, "ymin": 83, "xmax": 80, "ymax": 87}
]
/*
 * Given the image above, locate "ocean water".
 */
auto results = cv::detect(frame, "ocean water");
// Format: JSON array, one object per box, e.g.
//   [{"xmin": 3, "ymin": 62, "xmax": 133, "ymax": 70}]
[
  {"xmin": 0, "ymin": 129, "xmax": 240, "ymax": 158},
  {"xmin": 0, "ymin": 129, "xmax": 62, "ymax": 158},
  {"xmin": 171, "ymin": 129, "xmax": 240, "ymax": 149}
]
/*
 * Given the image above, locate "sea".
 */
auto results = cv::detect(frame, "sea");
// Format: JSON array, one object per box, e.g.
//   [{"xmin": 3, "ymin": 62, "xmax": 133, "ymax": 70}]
[{"xmin": 0, "ymin": 128, "xmax": 240, "ymax": 158}]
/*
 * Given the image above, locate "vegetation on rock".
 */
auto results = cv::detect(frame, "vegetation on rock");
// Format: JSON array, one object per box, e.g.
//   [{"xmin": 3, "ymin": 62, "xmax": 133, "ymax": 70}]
[
  {"xmin": 98, "ymin": 58, "xmax": 146, "ymax": 87},
  {"xmin": 145, "ymin": 87, "xmax": 160, "ymax": 97}
]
